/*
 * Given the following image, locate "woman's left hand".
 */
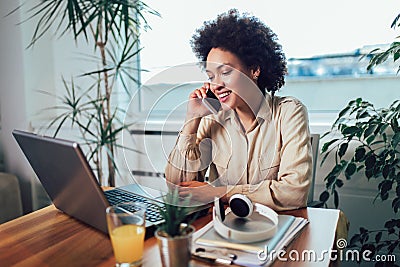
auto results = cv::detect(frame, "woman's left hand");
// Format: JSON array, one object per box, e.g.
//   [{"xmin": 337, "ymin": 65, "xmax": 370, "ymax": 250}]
[{"xmin": 179, "ymin": 181, "xmax": 227, "ymax": 204}]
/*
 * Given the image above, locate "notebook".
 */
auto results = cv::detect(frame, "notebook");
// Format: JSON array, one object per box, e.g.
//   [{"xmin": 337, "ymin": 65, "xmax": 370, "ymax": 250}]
[
  {"xmin": 12, "ymin": 129, "xmax": 208, "ymax": 235},
  {"xmin": 196, "ymin": 214, "xmax": 295, "ymax": 253},
  {"xmin": 193, "ymin": 210, "xmax": 309, "ymax": 266}
]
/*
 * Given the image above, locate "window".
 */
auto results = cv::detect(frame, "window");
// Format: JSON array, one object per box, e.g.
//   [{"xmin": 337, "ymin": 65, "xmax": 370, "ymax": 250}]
[{"xmin": 136, "ymin": 0, "xmax": 400, "ymax": 134}]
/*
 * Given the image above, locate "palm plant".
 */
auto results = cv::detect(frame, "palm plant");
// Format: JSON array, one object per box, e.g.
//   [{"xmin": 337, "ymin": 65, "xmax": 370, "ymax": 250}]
[{"xmin": 11, "ymin": 0, "xmax": 159, "ymax": 186}]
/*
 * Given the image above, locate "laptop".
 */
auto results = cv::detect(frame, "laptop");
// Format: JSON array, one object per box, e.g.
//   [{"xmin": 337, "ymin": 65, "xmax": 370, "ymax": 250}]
[{"xmin": 12, "ymin": 129, "xmax": 208, "ymax": 235}]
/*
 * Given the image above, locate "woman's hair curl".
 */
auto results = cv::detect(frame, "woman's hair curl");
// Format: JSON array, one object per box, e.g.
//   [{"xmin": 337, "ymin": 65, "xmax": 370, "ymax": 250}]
[{"xmin": 191, "ymin": 9, "xmax": 287, "ymax": 94}]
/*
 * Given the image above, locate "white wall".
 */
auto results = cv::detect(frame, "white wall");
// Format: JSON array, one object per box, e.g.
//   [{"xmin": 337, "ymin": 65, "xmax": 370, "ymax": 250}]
[
  {"xmin": 0, "ymin": 0, "xmax": 95, "ymax": 212},
  {"xmin": 1, "ymin": 0, "xmax": 36, "ymax": 213}
]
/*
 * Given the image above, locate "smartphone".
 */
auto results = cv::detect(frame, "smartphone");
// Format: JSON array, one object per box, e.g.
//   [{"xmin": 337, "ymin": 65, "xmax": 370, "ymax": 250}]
[{"xmin": 202, "ymin": 89, "xmax": 221, "ymax": 114}]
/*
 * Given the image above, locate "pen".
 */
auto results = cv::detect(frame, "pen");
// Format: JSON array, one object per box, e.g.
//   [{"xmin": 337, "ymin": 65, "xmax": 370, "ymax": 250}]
[{"xmin": 192, "ymin": 251, "xmax": 233, "ymax": 265}]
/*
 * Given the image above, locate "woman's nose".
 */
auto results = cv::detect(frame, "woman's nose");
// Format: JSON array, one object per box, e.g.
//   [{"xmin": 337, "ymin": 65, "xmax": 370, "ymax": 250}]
[
  {"xmin": 211, "ymin": 75, "xmax": 224, "ymax": 90},
  {"xmin": 210, "ymin": 82, "xmax": 223, "ymax": 92}
]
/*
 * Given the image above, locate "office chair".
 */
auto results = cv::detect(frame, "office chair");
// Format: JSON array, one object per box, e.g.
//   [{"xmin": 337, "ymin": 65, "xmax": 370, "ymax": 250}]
[
  {"xmin": 0, "ymin": 172, "xmax": 23, "ymax": 223},
  {"xmin": 307, "ymin": 134, "xmax": 324, "ymax": 207}
]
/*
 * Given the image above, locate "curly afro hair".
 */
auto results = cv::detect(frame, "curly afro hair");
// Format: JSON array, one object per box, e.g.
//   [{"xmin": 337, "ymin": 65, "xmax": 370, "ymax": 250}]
[{"xmin": 191, "ymin": 9, "xmax": 287, "ymax": 95}]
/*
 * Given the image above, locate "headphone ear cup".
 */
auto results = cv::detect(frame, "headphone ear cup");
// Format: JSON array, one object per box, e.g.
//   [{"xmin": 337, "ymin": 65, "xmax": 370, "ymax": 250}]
[
  {"xmin": 218, "ymin": 197, "xmax": 225, "ymax": 222},
  {"xmin": 214, "ymin": 197, "xmax": 226, "ymax": 222},
  {"xmin": 229, "ymin": 194, "xmax": 253, "ymax": 218}
]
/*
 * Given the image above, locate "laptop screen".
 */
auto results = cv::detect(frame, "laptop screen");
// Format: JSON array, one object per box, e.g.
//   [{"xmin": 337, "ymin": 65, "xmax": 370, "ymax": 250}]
[{"xmin": 13, "ymin": 130, "xmax": 111, "ymax": 233}]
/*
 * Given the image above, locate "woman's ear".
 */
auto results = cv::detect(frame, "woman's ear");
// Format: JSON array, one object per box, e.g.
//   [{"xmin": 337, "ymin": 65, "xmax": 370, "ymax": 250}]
[{"xmin": 251, "ymin": 66, "xmax": 261, "ymax": 80}]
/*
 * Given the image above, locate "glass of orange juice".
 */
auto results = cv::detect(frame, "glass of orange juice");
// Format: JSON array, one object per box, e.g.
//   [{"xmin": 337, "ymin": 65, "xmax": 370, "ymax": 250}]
[{"xmin": 106, "ymin": 202, "xmax": 146, "ymax": 267}]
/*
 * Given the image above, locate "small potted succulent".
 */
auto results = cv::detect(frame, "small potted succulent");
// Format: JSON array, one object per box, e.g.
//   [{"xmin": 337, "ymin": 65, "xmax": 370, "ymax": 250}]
[{"xmin": 155, "ymin": 189, "xmax": 196, "ymax": 267}]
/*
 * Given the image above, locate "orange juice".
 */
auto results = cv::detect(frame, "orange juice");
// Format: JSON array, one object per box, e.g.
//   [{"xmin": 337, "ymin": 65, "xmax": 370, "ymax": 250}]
[{"xmin": 110, "ymin": 224, "xmax": 146, "ymax": 264}]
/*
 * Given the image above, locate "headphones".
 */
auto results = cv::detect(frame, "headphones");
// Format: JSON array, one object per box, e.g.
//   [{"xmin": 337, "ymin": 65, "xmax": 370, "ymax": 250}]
[{"xmin": 213, "ymin": 194, "xmax": 278, "ymax": 243}]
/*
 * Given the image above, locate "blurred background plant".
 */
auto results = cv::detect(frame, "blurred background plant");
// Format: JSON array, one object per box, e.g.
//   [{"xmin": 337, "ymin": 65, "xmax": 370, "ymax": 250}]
[
  {"xmin": 10, "ymin": 0, "xmax": 160, "ymax": 186},
  {"xmin": 319, "ymin": 12, "xmax": 400, "ymax": 265},
  {"xmin": 364, "ymin": 12, "xmax": 400, "ymax": 74}
]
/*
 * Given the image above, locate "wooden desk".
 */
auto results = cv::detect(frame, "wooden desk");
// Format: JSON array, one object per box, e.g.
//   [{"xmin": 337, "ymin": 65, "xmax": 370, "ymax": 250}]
[{"xmin": 0, "ymin": 205, "xmax": 340, "ymax": 267}]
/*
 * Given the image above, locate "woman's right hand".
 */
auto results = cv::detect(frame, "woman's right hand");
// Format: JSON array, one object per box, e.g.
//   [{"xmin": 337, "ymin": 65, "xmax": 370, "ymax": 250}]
[
  {"xmin": 186, "ymin": 82, "xmax": 214, "ymax": 119},
  {"xmin": 181, "ymin": 83, "xmax": 215, "ymax": 135}
]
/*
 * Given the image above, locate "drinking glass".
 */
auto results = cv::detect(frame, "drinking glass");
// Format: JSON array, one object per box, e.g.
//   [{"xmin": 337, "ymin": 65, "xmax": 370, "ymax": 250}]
[{"xmin": 106, "ymin": 202, "xmax": 146, "ymax": 267}]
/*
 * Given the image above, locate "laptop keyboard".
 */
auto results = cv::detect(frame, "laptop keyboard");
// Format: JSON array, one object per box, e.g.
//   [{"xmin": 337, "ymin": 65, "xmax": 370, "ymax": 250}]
[{"xmin": 104, "ymin": 189, "xmax": 165, "ymax": 224}]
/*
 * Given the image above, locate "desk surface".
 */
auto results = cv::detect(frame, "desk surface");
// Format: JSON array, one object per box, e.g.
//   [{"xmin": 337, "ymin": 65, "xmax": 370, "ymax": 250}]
[{"xmin": 0, "ymin": 205, "xmax": 339, "ymax": 267}]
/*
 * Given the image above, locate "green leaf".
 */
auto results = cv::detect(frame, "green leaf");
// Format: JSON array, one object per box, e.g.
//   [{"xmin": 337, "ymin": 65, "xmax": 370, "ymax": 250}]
[
  {"xmin": 337, "ymin": 106, "xmax": 351, "ymax": 120},
  {"xmin": 384, "ymin": 219, "xmax": 397, "ymax": 229},
  {"xmin": 357, "ymin": 110, "xmax": 369, "ymax": 119},
  {"xmin": 379, "ymin": 123, "xmax": 389, "ymax": 134},
  {"xmin": 365, "ymin": 168, "xmax": 374, "ymax": 179},
  {"xmin": 357, "ymin": 165, "xmax": 364, "ymax": 172},
  {"xmin": 345, "ymin": 162, "xmax": 357, "ymax": 178},
  {"xmin": 333, "ymin": 189, "xmax": 339, "ymax": 208},
  {"xmin": 382, "ymin": 165, "xmax": 391, "ymax": 179},
  {"xmin": 381, "ymin": 190, "xmax": 390, "ymax": 201},
  {"xmin": 319, "ymin": 191, "xmax": 330, "ymax": 203},
  {"xmin": 374, "ymin": 124, "xmax": 382, "ymax": 135},
  {"xmin": 326, "ymin": 175, "xmax": 336, "ymax": 189},
  {"xmin": 391, "ymin": 117, "xmax": 400, "ymax": 132},
  {"xmin": 363, "ymin": 124, "xmax": 376, "ymax": 139},
  {"xmin": 392, "ymin": 197, "xmax": 400, "ymax": 213},
  {"xmin": 320, "ymin": 150, "xmax": 331, "ymax": 167},
  {"xmin": 338, "ymin": 143, "xmax": 348, "ymax": 158},
  {"xmin": 394, "ymin": 50, "xmax": 400, "ymax": 62},
  {"xmin": 329, "ymin": 161, "xmax": 347, "ymax": 177},
  {"xmin": 359, "ymin": 227, "xmax": 368, "ymax": 234},
  {"xmin": 354, "ymin": 147, "xmax": 366, "ymax": 162},
  {"xmin": 335, "ymin": 179, "xmax": 344, "ymax": 188},
  {"xmin": 321, "ymin": 139, "xmax": 339, "ymax": 154},
  {"xmin": 375, "ymin": 232, "xmax": 382, "ymax": 243},
  {"xmin": 391, "ymin": 132, "xmax": 400, "ymax": 148},
  {"xmin": 365, "ymin": 134, "xmax": 376, "ymax": 145},
  {"xmin": 391, "ymin": 13, "xmax": 400, "ymax": 28},
  {"xmin": 365, "ymin": 155, "xmax": 376, "ymax": 170},
  {"xmin": 342, "ymin": 126, "xmax": 360, "ymax": 136},
  {"xmin": 341, "ymin": 104, "xmax": 353, "ymax": 115},
  {"xmin": 382, "ymin": 132, "xmax": 387, "ymax": 143},
  {"xmin": 158, "ymin": 188, "xmax": 194, "ymax": 237},
  {"xmin": 380, "ymin": 180, "xmax": 393, "ymax": 192}
]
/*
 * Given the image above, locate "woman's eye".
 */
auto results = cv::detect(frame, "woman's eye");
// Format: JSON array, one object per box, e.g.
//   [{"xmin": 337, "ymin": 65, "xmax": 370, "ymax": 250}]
[
  {"xmin": 222, "ymin": 70, "xmax": 232, "ymax": 76},
  {"xmin": 207, "ymin": 76, "xmax": 215, "ymax": 81}
]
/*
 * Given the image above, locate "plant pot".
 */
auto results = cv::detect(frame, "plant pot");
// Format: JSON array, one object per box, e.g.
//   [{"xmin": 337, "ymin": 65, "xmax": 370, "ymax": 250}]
[{"xmin": 155, "ymin": 225, "xmax": 195, "ymax": 267}]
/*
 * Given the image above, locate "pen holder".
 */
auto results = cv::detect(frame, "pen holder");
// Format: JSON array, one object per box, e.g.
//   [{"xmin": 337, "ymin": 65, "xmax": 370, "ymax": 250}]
[{"xmin": 155, "ymin": 225, "xmax": 195, "ymax": 267}]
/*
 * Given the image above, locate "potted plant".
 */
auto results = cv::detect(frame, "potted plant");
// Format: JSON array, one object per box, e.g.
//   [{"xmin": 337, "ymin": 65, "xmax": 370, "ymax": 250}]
[
  {"xmin": 155, "ymin": 189, "xmax": 196, "ymax": 267},
  {"xmin": 10, "ymin": 0, "xmax": 159, "ymax": 186},
  {"xmin": 318, "ymin": 12, "xmax": 400, "ymax": 265}
]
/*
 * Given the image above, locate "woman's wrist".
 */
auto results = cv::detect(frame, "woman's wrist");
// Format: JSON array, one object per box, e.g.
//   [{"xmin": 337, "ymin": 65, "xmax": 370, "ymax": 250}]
[{"xmin": 181, "ymin": 116, "xmax": 201, "ymax": 135}]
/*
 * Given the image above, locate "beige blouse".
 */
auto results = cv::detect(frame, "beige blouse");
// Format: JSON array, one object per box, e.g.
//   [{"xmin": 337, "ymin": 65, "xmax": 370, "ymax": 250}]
[{"xmin": 165, "ymin": 94, "xmax": 312, "ymax": 211}]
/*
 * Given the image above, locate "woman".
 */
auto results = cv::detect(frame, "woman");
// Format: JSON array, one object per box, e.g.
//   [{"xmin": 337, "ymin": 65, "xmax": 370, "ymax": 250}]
[{"xmin": 165, "ymin": 9, "xmax": 312, "ymax": 211}]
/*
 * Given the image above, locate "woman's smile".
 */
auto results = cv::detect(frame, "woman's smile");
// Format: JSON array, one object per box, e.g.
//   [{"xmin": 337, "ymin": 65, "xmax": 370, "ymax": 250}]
[{"xmin": 218, "ymin": 90, "xmax": 232, "ymax": 102}]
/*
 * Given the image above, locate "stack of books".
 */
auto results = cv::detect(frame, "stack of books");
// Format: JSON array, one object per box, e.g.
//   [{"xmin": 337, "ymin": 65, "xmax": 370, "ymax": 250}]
[{"xmin": 192, "ymin": 211, "xmax": 308, "ymax": 266}]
